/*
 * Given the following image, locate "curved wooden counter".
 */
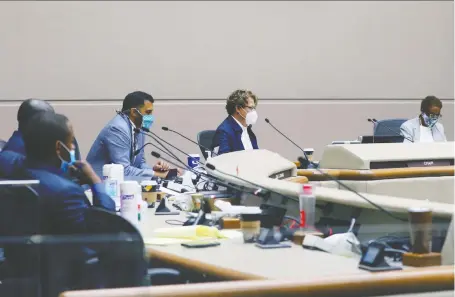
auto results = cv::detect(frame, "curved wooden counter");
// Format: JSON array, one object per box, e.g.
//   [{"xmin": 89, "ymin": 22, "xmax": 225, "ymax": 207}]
[
  {"xmin": 60, "ymin": 265, "xmax": 454, "ymax": 297},
  {"xmin": 148, "ymin": 248, "xmax": 264, "ymax": 281},
  {"xmin": 297, "ymin": 166, "xmax": 454, "ymax": 181},
  {"xmin": 284, "ymin": 176, "xmax": 308, "ymax": 184}
]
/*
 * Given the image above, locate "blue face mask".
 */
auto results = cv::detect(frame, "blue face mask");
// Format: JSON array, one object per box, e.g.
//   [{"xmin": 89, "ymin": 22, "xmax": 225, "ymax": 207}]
[
  {"xmin": 142, "ymin": 114, "xmax": 154, "ymax": 130},
  {"xmin": 422, "ymin": 113, "xmax": 439, "ymax": 128},
  {"xmin": 58, "ymin": 141, "xmax": 76, "ymax": 173},
  {"xmin": 134, "ymin": 109, "xmax": 154, "ymax": 130}
]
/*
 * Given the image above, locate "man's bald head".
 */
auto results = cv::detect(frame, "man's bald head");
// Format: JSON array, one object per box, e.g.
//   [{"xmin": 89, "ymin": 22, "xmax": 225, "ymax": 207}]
[{"xmin": 17, "ymin": 99, "xmax": 55, "ymax": 131}]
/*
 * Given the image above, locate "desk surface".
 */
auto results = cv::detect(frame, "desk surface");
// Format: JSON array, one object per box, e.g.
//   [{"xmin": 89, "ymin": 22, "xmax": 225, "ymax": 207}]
[
  {"xmin": 297, "ymin": 166, "xmax": 455, "ymax": 181},
  {"xmin": 142, "ymin": 209, "xmax": 385, "ymax": 281}
]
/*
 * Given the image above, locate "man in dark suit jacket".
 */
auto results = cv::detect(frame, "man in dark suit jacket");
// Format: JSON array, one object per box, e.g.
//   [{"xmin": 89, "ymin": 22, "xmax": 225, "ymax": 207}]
[
  {"xmin": 20, "ymin": 112, "xmax": 115, "ymax": 233},
  {"xmin": 2, "ymin": 98, "xmax": 82, "ymax": 159},
  {"xmin": 3, "ymin": 99, "xmax": 55, "ymax": 155},
  {"xmin": 213, "ymin": 90, "xmax": 259, "ymax": 155}
]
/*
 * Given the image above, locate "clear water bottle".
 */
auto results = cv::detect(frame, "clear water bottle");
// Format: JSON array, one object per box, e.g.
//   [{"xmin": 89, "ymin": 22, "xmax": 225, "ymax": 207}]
[{"xmin": 299, "ymin": 184, "xmax": 316, "ymax": 230}]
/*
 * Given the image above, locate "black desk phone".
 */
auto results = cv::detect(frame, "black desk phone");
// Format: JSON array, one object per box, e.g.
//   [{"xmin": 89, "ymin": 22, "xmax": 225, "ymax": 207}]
[{"xmin": 359, "ymin": 242, "xmax": 402, "ymax": 272}]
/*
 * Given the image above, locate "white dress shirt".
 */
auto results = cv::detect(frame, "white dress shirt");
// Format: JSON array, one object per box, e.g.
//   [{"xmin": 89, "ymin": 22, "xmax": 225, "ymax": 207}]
[
  {"xmin": 419, "ymin": 125, "xmax": 434, "ymax": 142},
  {"xmin": 231, "ymin": 116, "xmax": 253, "ymax": 150}
]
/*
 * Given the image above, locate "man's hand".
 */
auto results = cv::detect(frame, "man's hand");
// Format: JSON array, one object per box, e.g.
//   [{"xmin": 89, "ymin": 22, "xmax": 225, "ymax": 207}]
[
  {"xmin": 153, "ymin": 170, "xmax": 168, "ymax": 179},
  {"xmin": 153, "ymin": 160, "xmax": 170, "ymax": 172},
  {"xmin": 69, "ymin": 161, "xmax": 101, "ymax": 185}
]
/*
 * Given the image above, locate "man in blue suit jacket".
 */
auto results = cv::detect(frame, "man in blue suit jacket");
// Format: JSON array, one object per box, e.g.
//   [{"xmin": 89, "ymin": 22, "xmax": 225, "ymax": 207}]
[
  {"xmin": 87, "ymin": 91, "xmax": 170, "ymax": 179},
  {"xmin": 213, "ymin": 90, "xmax": 259, "ymax": 155},
  {"xmin": 21, "ymin": 112, "xmax": 115, "ymax": 233}
]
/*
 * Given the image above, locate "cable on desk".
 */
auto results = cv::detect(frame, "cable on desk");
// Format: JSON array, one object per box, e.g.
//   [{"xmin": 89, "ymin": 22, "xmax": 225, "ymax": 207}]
[{"xmin": 165, "ymin": 219, "xmax": 185, "ymax": 226}]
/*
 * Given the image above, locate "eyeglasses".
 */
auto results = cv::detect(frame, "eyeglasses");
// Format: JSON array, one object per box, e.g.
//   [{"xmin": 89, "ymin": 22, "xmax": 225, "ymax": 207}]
[
  {"xmin": 427, "ymin": 113, "xmax": 442, "ymax": 119},
  {"xmin": 243, "ymin": 105, "xmax": 256, "ymax": 112}
]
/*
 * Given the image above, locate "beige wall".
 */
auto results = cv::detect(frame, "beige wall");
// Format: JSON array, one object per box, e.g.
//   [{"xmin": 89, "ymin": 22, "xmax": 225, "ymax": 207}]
[
  {"xmin": 0, "ymin": 1, "xmax": 453, "ymax": 165},
  {"xmin": 0, "ymin": 1, "xmax": 453, "ymax": 99}
]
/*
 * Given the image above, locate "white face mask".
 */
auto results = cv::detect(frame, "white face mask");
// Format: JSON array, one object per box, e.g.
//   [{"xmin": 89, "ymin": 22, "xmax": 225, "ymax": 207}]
[{"xmin": 245, "ymin": 109, "xmax": 258, "ymax": 126}]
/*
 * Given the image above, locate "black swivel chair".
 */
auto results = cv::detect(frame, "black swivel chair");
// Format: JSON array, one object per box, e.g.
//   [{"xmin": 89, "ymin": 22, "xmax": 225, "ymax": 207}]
[
  {"xmin": 197, "ymin": 130, "xmax": 216, "ymax": 160},
  {"xmin": 373, "ymin": 119, "xmax": 408, "ymax": 137},
  {"xmin": 85, "ymin": 208, "xmax": 181, "ymax": 287},
  {"xmin": 0, "ymin": 184, "xmax": 41, "ymax": 297}
]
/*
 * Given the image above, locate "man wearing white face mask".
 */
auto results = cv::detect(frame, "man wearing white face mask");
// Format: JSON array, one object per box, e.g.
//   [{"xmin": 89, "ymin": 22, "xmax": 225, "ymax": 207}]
[{"xmin": 212, "ymin": 89, "xmax": 259, "ymax": 155}]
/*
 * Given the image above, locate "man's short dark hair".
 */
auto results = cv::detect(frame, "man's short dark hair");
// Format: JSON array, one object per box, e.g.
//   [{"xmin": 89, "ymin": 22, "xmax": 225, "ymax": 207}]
[
  {"xmin": 23, "ymin": 112, "xmax": 70, "ymax": 161},
  {"xmin": 17, "ymin": 99, "xmax": 55, "ymax": 131},
  {"xmin": 121, "ymin": 91, "xmax": 154, "ymax": 112},
  {"xmin": 225, "ymin": 90, "xmax": 258, "ymax": 115},
  {"xmin": 421, "ymin": 96, "xmax": 442, "ymax": 113}
]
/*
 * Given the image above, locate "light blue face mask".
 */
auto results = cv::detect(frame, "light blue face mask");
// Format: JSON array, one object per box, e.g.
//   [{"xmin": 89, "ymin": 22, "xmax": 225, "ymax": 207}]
[
  {"xmin": 422, "ymin": 113, "xmax": 439, "ymax": 128},
  {"xmin": 58, "ymin": 141, "xmax": 76, "ymax": 173},
  {"xmin": 134, "ymin": 109, "xmax": 154, "ymax": 130},
  {"xmin": 142, "ymin": 114, "xmax": 154, "ymax": 130}
]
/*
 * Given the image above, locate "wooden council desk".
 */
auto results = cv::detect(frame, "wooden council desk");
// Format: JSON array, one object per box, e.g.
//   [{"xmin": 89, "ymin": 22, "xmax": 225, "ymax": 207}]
[
  {"xmin": 140, "ymin": 209, "xmax": 367, "ymax": 281},
  {"xmin": 297, "ymin": 166, "xmax": 455, "ymax": 181},
  {"xmin": 61, "ymin": 266, "xmax": 454, "ymax": 297},
  {"xmin": 60, "ymin": 209, "xmax": 454, "ymax": 297}
]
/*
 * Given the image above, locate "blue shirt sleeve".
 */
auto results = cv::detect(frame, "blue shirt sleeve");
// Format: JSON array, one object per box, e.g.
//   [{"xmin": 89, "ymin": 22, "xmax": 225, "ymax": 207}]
[{"xmin": 91, "ymin": 183, "xmax": 115, "ymax": 211}]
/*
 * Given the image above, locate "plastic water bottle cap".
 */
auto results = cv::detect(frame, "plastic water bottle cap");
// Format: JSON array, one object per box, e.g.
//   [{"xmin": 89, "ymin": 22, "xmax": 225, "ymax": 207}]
[{"xmin": 303, "ymin": 184, "xmax": 313, "ymax": 195}]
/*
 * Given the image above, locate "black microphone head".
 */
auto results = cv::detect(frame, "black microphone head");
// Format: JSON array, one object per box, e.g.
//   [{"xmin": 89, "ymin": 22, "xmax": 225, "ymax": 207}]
[
  {"xmin": 151, "ymin": 151, "xmax": 161, "ymax": 158},
  {"xmin": 141, "ymin": 127, "xmax": 150, "ymax": 132},
  {"xmin": 265, "ymin": 118, "xmax": 270, "ymax": 123},
  {"xmin": 206, "ymin": 163, "xmax": 216, "ymax": 170},
  {"xmin": 133, "ymin": 149, "xmax": 140, "ymax": 156},
  {"xmin": 372, "ymin": 118, "xmax": 378, "ymax": 122},
  {"xmin": 247, "ymin": 124, "xmax": 252, "ymax": 129},
  {"xmin": 162, "ymin": 127, "xmax": 169, "ymax": 131},
  {"xmin": 297, "ymin": 156, "xmax": 306, "ymax": 164},
  {"xmin": 367, "ymin": 118, "xmax": 373, "ymax": 122}
]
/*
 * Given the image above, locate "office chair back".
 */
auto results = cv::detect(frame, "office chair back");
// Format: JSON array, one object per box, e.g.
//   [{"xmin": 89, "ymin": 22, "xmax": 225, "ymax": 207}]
[
  {"xmin": 0, "ymin": 140, "xmax": 6, "ymax": 152},
  {"xmin": 85, "ymin": 208, "xmax": 146, "ymax": 288},
  {"xmin": 373, "ymin": 118, "xmax": 408, "ymax": 137},
  {"xmin": 197, "ymin": 130, "xmax": 216, "ymax": 160},
  {"xmin": 0, "ymin": 184, "xmax": 41, "ymax": 297}
]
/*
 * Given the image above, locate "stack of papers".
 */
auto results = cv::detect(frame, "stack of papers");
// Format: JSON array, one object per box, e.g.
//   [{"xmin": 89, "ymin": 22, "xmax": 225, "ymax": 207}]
[{"xmin": 145, "ymin": 225, "xmax": 242, "ymax": 246}]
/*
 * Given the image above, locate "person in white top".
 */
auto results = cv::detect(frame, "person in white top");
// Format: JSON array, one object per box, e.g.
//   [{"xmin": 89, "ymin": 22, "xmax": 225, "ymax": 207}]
[
  {"xmin": 213, "ymin": 90, "xmax": 259, "ymax": 155},
  {"xmin": 400, "ymin": 96, "xmax": 447, "ymax": 143}
]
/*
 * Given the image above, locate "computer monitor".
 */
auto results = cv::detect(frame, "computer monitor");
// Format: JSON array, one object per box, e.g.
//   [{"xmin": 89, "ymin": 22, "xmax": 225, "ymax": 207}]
[{"xmin": 360, "ymin": 135, "xmax": 404, "ymax": 144}]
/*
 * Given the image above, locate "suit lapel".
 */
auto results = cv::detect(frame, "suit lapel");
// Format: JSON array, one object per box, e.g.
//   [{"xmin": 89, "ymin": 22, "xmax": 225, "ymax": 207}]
[{"xmin": 227, "ymin": 116, "xmax": 245, "ymax": 150}]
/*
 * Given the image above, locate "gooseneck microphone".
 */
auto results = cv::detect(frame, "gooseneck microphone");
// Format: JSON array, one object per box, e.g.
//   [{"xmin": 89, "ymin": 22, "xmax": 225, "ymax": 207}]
[
  {"xmin": 134, "ymin": 142, "xmax": 152, "ymax": 156},
  {"xmin": 143, "ymin": 141, "xmax": 189, "ymax": 169},
  {"xmin": 265, "ymin": 118, "xmax": 308, "ymax": 159},
  {"xmin": 161, "ymin": 126, "xmax": 218, "ymax": 157},
  {"xmin": 139, "ymin": 128, "xmax": 204, "ymax": 166},
  {"xmin": 265, "ymin": 118, "xmax": 313, "ymax": 169},
  {"xmin": 367, "ymin": 118, "xmax": 414, "ymax": 143},
  {"xmin": 135, "ymin": 128, "xmax": 181, "ymax": 162},
  {"xmin": 265, "ymin": 118, "xmax": 406, "ymax": 222}
]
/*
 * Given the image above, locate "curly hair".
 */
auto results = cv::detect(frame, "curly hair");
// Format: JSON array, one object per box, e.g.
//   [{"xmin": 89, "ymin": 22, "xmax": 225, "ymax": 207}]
[
  {"xmin": 225, "ymin": 90, "xmax": 258, "ymax": 115},
  {"xmin": 420, "ymin": 95, "xmax": 442, "ymax": 113}
]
